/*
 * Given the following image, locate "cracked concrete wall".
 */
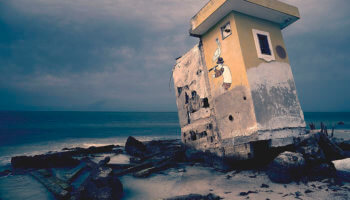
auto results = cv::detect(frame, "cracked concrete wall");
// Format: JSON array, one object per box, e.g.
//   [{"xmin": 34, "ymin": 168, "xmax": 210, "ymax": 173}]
[
  {"xmin": 247, "ymin": 62, "xmax": 305, "ymax": 131},
  {"xmin": 214, "ymin": 86, "xmax": 257, "ymax": 139},
  {"xmin": 173, "ymin": 45, "xmax": 220, "ymax": 150},
  {"xmin": 173, "ymin": 45, "xmax": 210, "ymax": 127}
]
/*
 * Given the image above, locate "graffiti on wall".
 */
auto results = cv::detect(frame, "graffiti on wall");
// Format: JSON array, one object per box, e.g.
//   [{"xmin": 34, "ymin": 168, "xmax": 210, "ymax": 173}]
[{"xmin": 209, "ymin": 38, "xmax": 232, "ymax": 91}]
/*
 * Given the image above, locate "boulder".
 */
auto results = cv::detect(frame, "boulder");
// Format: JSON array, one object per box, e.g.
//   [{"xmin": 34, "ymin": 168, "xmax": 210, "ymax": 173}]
[
  {"xmin": 125, "ymin": 136, "xmax": 147, "ymax": 157},
  {"xmin": 267, "ymin": 151, "xmax": 306, "ymax": 183},
  {"xmin": 333, "ymin": 158, "xmax": 350, "ymax": 182},
  {"xmin": 79, "ymin": 166, "xmax": 123, "ymax": 200}
]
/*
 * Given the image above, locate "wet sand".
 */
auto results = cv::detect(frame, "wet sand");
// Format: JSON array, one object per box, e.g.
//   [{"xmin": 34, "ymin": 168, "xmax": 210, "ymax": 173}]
[{"xmin": 119, "ymin": 162, "xmax": 349, "ymax": 200}]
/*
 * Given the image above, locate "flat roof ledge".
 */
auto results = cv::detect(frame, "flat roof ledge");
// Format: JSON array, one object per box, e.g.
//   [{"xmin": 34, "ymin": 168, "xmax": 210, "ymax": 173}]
[{"xmin": 190, "ymin": 0, "xmax": 300, "ymax": 36}]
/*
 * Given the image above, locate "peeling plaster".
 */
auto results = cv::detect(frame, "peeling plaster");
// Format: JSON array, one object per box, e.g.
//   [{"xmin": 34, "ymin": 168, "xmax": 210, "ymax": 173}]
[
  {"xmin": 247, "ymin": 61, "xmax": 306, "ymax": 131},
  {"xmin": 173, "ymin": 45, "xmax": 208, "ymax": 98}
]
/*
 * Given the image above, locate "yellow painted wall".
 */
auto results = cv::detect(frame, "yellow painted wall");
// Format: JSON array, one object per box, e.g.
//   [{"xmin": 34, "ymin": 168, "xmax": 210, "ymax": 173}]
[
  {"xmin": 233, "ymin": 11, "xmax": 290, "ymax": 69},
  {"xmin": 201, "ymin": 12, "xmax": 259, "ymax": 139},
  {"xmin": 201, "ymin": 12, "xmax": 250, "ymax": 94}
]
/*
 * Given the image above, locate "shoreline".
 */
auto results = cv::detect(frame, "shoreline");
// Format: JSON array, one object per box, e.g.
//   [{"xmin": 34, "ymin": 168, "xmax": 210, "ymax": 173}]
[
  {"xmin": 1, "ymin": 132, "xmax": 350, "ymax": 200},
  {"xmin": 1, "ymin": 130, "xmax": 349, "ymax": 168}
]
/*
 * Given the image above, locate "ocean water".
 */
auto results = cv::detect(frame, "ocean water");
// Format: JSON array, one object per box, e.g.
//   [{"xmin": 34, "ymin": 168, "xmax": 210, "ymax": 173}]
[
  {"xmin": 0, "ymin": 111, "xmax": 349, "ymax": 167},
  {"xmin": 0, "ymin": 112, "xmax": 180, "ymax": 167},
  {"xmin": 0, "ymin": 111, "xmax": 350, "ymax": 166},
  {"xmin": 0, "ymin": 111, "xmax": 349, "ymax": 200}
]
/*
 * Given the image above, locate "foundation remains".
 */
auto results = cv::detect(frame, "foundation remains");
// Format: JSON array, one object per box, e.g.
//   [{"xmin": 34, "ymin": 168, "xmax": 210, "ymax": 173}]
[{"xmin": 173, "ymin": 0, "xmax": 306, "ymax": 160}]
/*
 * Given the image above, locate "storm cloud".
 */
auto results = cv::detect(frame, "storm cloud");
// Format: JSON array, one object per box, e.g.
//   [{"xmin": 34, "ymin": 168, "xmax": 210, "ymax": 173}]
[{"xmin": 0, "ymin": 0, "xmax": 349, "ymax": 111}]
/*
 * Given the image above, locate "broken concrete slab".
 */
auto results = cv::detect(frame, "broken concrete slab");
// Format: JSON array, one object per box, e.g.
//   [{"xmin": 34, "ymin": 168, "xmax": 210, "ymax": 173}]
[
  {"xmin": 60, "ymin": 163, "xmax": 87, "ymax": 183},
  {"xmin": 30, "ymin": 169, "xmax": 70, "ymax": 199},
  {"xmin": 11, "ymin": 144, "xmax": 117, "ymax": 169}
]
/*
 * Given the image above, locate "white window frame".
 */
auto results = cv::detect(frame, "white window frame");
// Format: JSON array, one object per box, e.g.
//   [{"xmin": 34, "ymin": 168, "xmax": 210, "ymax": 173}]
[{"xmin": 252, "ymin": 29, "xmax": 275, "ymax": 62}]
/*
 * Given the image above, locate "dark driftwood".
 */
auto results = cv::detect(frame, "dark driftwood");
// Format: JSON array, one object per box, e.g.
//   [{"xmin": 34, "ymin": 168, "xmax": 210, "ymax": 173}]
[{"xmin": 309, "ymin": 123, "xmax": 316, "ymax": 130}]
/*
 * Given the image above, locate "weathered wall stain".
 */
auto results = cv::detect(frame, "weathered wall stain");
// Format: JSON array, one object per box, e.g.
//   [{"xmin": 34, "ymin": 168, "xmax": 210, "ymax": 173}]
[{"xmin": 247, "ymin": 62, "xmax": 305, "ymax": 131}]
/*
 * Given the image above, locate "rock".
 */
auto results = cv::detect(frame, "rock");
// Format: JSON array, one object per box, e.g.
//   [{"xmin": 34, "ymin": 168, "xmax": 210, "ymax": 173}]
[
  {"xmin": 267, "ymin": 151, "xmax": 306, "ymax": 183},
  {"xmin": 79, "ymin": 166, "xmax": 123, "ymax": 200},
  {"xmin": 295, "ymin": 191, "xmax": 302, "ymax": 197},
  {"xmin": 333, "ymin": 158, "xmax": 350, "ymax": 182},
  {"xmin": 304, "ymin": 189, "xmax": 313, "ymax": 193},
  {"xmin": 239, "ymin": 191, "xmax": 258, "ymax": 196},
  {"xmin": 125, "ymin": 136, "xmax": 147, "ymax": 157},
  {"xmin": 164, "ymin": 193, "xmax": 221, "ymax": 200},
  {"xmin": 261, "ymin": 184, "xmax": 269, "ymax": 188}
]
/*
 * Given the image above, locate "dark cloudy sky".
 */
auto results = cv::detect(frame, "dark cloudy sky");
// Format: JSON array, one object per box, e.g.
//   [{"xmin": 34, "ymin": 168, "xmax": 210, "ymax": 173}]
[{"xmin": 0, "ymin": 0, "xmax": 349, "ymax": 111}]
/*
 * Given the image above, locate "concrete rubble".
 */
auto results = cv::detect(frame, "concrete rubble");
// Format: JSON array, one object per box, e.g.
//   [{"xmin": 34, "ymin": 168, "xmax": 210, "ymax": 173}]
[{"xmin": 0, "ymin": 128, "xmax": 349, "ymax": 199}]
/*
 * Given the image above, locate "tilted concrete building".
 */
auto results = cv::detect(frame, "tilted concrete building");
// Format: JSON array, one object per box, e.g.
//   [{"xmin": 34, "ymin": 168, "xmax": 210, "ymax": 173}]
[{"xmin": 173, "ymin": 0, "xmax": 306, "ymax": 160}]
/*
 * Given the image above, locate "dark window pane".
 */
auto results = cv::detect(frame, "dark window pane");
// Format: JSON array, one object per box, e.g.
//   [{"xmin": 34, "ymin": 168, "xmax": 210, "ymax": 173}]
[{"xmin": 257, "ymin": 34, "xmax": 271, "ymax": 55}]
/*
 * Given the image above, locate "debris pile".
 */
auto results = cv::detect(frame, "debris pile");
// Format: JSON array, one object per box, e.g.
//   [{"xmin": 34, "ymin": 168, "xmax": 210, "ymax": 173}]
[{"xmin": 1, "ymin": 130, "xmax": 349, "ymax": 199}]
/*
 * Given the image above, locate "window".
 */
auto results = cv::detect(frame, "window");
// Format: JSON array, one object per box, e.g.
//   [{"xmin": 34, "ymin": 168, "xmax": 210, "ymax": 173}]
[
  {"xmin": 221, "ymin": 22, "xmax": 232, "ymax": 40},
  {"xmin": 252, "ymin": 29, "xmax": 275, "ymax": 62}
]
